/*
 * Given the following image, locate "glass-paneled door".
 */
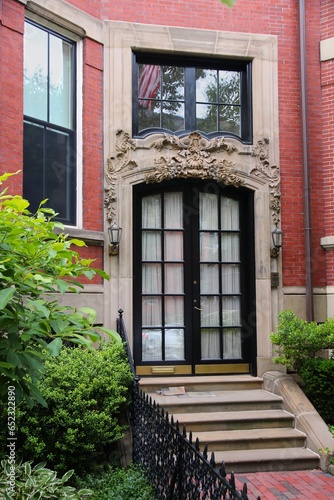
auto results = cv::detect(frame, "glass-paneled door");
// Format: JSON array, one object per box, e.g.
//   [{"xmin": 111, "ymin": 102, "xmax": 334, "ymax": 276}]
[{"xmin": 133, "ymin": 181, "xmax": 256, "ymax": 376}]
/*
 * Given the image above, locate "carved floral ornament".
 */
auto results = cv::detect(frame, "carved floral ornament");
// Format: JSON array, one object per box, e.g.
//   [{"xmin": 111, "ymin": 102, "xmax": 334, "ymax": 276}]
[{"xmin": 104, "ymin": 130, "xmax": 281, "ymax": 226}]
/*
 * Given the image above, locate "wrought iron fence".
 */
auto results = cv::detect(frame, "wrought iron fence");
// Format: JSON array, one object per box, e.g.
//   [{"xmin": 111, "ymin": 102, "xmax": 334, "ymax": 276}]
[{"xmin": 117, "ymin": 309, "xmax": 260, "ymax": 500}]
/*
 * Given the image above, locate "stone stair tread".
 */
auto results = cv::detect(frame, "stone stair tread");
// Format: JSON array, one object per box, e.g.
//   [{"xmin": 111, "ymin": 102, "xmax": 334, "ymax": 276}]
[
  {"xmin": 149, "ymin": 389, "xmax": 282, "ymax": 405},
  {"xmin": 139, "ymin": 375, "xmax": 263, "ymax": 387},
  {"xmin": 173, "ymin": 409, "xmax": 293, "ymax": 424},
  {"xmin": 191, "ymin": 427, "xmax": 306, "ymax": 443},
  {"xmin": 213, "ymin": 447, "xmax": 320, "ymax": 472}
]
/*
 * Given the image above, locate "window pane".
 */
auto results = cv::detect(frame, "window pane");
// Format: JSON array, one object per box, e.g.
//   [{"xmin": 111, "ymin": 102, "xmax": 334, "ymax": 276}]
[
  {"xmin": 165, "ymin": 329, "xmax": 185, "ymax": 360},
  {"xmin": 142, "ymin": 195, "xmax": 161, "ymax": 227},
  {"xmin": 142, "ymin": 329, "xmax": 162, "ymax": 361},
  {"xmin": 221, "ymin": 197, "xmax": 239, "ymax": 230},
  {"xmin": 138, "ymin": 101, "xmax": 161, "ymax": 131},
  {"xmin": 165, "ymin": 232, "xmax": 183, "ymax": 260},
  {"xmin": 162, "ymin": 66, "xmax": 184, "ymax": 100},
  {"xmin": 45, "ymin": 128, "xmax": 74, "ymax": 221},
  {"xmin": 23, "ymin": 121, "xmax": 44, "ymax": 213},
  {"xmin": 200, "ymin": 264, "xmax": 219, "ymax": 294},
  {"xmin": 221, "ymin": 234, "xmax": 239, "ymax": 261},
  {"xmin": 142, "ymin": 231, "xmax": 161, "ymax": 260},
  {"xmin": 138, "ymin": 64, "xmax": 161, "ymax": 101},
  {"xmin": 142, "ymin": 264, "xmax": 162, "ymax": 293},
  {"xmin": 222, "ymin": 296, "xmax": 241, "ymax": 326},
  {"xmin": 142, "ymin": 297, "xmax": 162, "ymax": 326},
  {"xmin": 223, "ymin": 328, "xmax": 242, "ymax": 359},
  {"xmin": 221, "ymin": 264, "xmax": 240, "ymax": 294},
  {"xmin": 24, "ymin": 23, "xmax": 48, "ymax": 121},
  {"xmin": 200, "ymin": 232, "xmax": 219, "ymax": 261},
  {"xmin": 219, "ymin": 105, "xmax": 240, "ymax": 135},
  {"xmin": 50, "ymin": 36, "xmax": 73, "ymax": 129},
  {"xmin": 219, "ymin": 71, "xmax": 240, "ymax": 104},
  {"xmin": 200, "ymin": 193, "xmax": 218, "ymax": 229},
  {"xmin": 196, "ymin": 69, "xmax": 217, "ymax": 103},
  {"xmin": 201, "ymin": 329, "xmax": 220, "ymax": 360},
  {"xmin": 164, "ymin": 192, "xmax": 183, "ymax": 228},
  {"xmin": 200, "ymin": 296, "xmax": 220, "ymax": 326},
  {"xmin": 165, "ymin": 264, "xmax": 184, "ymax": 293},
  {"xmin": 196, "ymin": 104, "xmax": 217, "ymax": 133},
  {"xmin": 162, "ymin": 102, "xmax": 184, "ymax": 131},
  {"xmin": 165, "ymin": 297, "xmax": 184, "ymax": 326}
]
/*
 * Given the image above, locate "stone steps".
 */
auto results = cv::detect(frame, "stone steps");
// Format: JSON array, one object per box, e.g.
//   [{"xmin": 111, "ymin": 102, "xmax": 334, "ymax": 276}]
[{"xmin": 139, "ymin": 375, "xmax": 320, "ymax": 473}]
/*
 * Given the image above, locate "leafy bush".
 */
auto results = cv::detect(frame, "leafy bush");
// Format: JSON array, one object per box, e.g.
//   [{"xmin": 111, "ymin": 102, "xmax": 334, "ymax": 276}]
[
  {"xmin": 0, "ymin": 342, "xmax": 133, "ymax": 474},
  {"xmin": 298, "ymin": 358, "xmax": 334, "ymax": 425},
  {"xmin": 0, "ymin": 172, "xmax": 118, "ymax": 407},
  {"xmin": 270, "ymin": 310, "xmax": 334, "ymax": 370},
  {"xmin": 0, "ymin": 460, "xmax": 93, "ymax": 499},
  {"xmin": 78, "ymin": 465, "xmax": 155, "ymax": 500}
]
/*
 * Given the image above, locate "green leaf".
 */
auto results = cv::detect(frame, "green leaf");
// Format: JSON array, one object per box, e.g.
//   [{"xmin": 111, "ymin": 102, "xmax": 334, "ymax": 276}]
[
  {"xmin": 78, "ymin": 307, "xmax": 97, "ymax": 324},
  {"xmin": 0, "ymin": 287, "xmax": 15, "ymax": 309},
  {"xmin": 69, "ymin": 238, "xmax": 86, "ymax": 247},
  {"xmin": 47, "ymin": 338, "xmax": 63, "ymax": 357},
  {"xmin": 61, "ymin": 469, "xmax": 74, "ymax": 484},
  {"xmin": 220, "ymin": 0, "xmax": 236, "ymax": 6},
  {"xmin": 97, "ymin": 327, "xmax": 122, "ymax": 344}
]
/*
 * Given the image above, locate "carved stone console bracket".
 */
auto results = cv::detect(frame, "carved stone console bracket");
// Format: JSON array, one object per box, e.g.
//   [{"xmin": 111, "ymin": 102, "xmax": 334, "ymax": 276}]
[
  {"xmin": 251, "ymin": 137, "xmax": 281, "ymax": 227},
  {"xmin": 104, "ymin": 130, "xmax": 137, "ymax": 224}
]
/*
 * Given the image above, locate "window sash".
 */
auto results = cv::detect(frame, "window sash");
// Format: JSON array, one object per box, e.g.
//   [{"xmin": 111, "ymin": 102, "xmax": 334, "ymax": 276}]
[{"xmin": 133, "ymin": 53, "xmax": 252, "ymax": 142}]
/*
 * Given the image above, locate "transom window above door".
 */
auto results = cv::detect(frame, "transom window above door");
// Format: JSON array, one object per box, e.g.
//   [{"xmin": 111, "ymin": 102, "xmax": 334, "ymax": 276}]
[{"xmin": 132, "ymin": 53, "xmax": 252, "ymax": 143}]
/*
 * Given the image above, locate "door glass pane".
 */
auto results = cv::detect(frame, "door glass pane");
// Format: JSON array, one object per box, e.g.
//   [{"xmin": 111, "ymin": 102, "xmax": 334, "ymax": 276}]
[
  {"xmin": 221, "ymin": 234, "xmax": 239, "ymax": 261},
  {"xmin": 165, "ymin": 232, "xmax": 183, "ymax": 260},
  {"xmin": 142, "ymin": 329, "xmax": 162, "ymax": 361},
  {"xmin": 221, "ymin": 197, "xmax": 239, "ymax": 230},
  {"xmin": 222, "ymin": 296, "xmax": 240, "ymax": 326},
  {"xmin": 201, "ymin": 329, "xmax": 220, "ymax": 360},
  {"xmin": 223, "ymin": 328, "xmax": 242, "ymax": 359},
  {"xmin": 50, "ymin": 36, "xmax": 73, "ymax": 128},
  {"xmin": 165, "ymin": 329, "xmax": 185, "ymax": 361},
  {"xmin": 221, "ymin": 264, "xmax": 240, "ymax": 294},
  {"xmin": 142, "ymin": 264, "xmax": 161, "ymax": 293},
  {"xmin": 200, "ymin": 193, "xmax": 218, "ymax": 229},
  {"xmin": 165, "ymin": 264, "xmax": 184, "ymax": 294},
  {"xmin": 142, "ymin": 195, "xmax": 161, "ymax": 227},
  {"xmin": 142, "ymin": 231, "xmax": 161, "ymax": 260},
  {"xmin": 200, "ymin": 296, "xmax": 219, "ymax": 326},
  {"xmin": 200, "ymin": 232, "xmax": 219, "ymax": 261},
  {"xmin": 200, "ymin": 264, "xmax": 219, "ymax": 294},
  {"xmin": 24, "ymin": 23, "xmax": 48, "ymax": 121},
  {"xmin": 165, "ymin": 297, "xmax": 184, "ymax": 325},
  {"xmin": 142, "ymin": 297, "xmax": 162, "ymax": 326},
  {"xmin": 164, "ymin": 192, "xmax": 183, "ymax": 228}
]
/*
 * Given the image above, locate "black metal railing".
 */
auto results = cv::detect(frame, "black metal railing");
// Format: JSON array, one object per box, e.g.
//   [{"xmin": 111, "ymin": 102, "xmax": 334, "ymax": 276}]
[{"xmin": 116, "ymin": 310, "xmax": 260, "ymax": 500}]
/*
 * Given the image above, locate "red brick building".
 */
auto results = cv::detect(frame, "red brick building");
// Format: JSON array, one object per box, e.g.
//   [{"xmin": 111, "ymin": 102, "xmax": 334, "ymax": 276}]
[{"xmin": 1, "ymin": 0, "xmax": 333, "ymax": 377}]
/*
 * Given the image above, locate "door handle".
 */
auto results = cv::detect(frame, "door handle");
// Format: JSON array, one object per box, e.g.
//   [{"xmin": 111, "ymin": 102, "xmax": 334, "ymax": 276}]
[{"xmin": 194, "ymin": 306, "xmax": 202, "ymax": 311}]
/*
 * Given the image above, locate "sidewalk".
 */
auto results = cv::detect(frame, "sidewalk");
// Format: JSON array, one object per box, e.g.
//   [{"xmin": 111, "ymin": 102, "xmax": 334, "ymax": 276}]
[{"xmin": 234, "ymin": 469, "xmax": 334, "ymax": 499}]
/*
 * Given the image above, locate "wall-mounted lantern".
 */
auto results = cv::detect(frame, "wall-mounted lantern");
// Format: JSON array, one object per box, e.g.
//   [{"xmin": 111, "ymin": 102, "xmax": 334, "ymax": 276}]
[
  {"xmin": 271, "ymin": 227, "xmax": 283, "ymax": 258},
  {"xmin": 108, "ymin": 222, "xmax": 122, "ymax": 256}
]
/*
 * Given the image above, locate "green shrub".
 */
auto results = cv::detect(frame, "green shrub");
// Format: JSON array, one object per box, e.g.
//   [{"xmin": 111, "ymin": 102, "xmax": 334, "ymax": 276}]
[
  {"xmin": 298, "ymin": 358, "xmax": 334, "ymax": 425},
  {"xmin": 270, "ymin": 310, "xmax": 334, "ymax": 370},
  {"xmin": 0, "ymin": 342, "xmax": 133, "ymax": 474},
  {"xmin": 0, "ymin": 460, "xmax": 93, "ymax": 499},
  {"xmin": 78, "ymin": 465, "xmax": 155, "ymax": 500}
]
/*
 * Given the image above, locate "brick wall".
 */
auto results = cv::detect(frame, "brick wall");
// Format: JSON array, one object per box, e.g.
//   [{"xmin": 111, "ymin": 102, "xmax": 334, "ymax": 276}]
[{"xmin": 0, "ymin": 0, "xmax": 24, "ymax": 193}]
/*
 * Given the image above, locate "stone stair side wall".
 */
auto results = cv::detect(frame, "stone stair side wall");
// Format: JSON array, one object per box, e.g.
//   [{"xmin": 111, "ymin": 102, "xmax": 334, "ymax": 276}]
[{"xmin": 263, "ymin": 371, "xmax": 334, "ymax": 471}]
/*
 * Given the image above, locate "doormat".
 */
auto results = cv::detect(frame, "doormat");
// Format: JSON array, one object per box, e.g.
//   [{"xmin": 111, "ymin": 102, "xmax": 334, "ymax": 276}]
[{"xmin": 159, "ymin": 386, "xmax": 186, "ymax": 396}]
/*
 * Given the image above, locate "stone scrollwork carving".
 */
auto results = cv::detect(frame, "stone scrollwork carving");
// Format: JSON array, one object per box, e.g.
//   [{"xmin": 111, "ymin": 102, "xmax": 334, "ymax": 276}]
[
  {"xmin": 104, "ymin": 130, "xmax": 137, "ymax": 223},
  {"xmin": 251, "ymin": 137, "xmax": 281, "ymax": 226},
  {"xmin": 145, "ymin": 132, "xmax": 243, "ymax": 186}
]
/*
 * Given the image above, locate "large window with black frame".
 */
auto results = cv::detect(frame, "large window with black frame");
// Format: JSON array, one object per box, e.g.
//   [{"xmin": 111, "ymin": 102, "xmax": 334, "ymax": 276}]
[
  {"xmin": 23, "ymin": 20, "xmax": 76, "ymax": 225},
  {"xmin": 132, "ymin": 52, "xmax": 252, "ymax": 143}
]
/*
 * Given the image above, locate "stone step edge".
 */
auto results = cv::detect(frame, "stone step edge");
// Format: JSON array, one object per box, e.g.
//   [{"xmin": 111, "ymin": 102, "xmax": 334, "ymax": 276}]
[
  {"xmin": 190, "ymin": 427, "xmax": 307, "ymax": 444},
  {"xmin": 213, "ymin": 447, "xmax": 320, "ymax": 465},
  {"xmin": 172, "ymin": 409, "xmax": 294, "ymax": 424}
]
